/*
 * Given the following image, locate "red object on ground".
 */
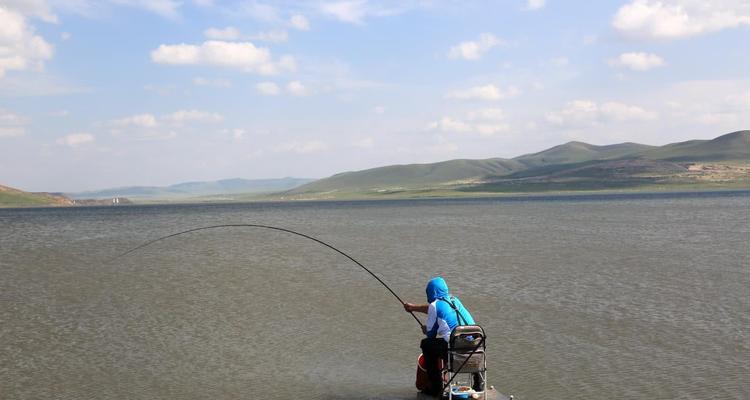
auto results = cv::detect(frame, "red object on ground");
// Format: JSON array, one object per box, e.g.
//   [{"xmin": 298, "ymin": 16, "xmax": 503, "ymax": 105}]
[{"xmin": 416, "ymin": 353, "xmax": 445, "ymax": 391}]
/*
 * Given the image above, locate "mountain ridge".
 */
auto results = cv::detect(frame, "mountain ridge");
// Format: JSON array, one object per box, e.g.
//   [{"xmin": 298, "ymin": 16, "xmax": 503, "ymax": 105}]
[
  {"xmin": 287, "ymin": 130, "xmax": 750, "ymax": 196},
  {"xmin": 68, "ymin": 177, "xmax": 314, "ymax": 200}
]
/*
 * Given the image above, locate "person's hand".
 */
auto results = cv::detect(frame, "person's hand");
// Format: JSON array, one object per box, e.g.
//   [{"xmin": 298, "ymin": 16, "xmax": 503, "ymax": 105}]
[{"xmin": 403, "ymin": 302, "xmax": 415, "ymax": 312}]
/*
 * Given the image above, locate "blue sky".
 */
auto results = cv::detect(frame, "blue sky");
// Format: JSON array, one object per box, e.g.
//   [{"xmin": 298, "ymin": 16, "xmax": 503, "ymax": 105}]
[{"xmin": 1, "ymin": 0, "xmax": 749, "ymax": 192}]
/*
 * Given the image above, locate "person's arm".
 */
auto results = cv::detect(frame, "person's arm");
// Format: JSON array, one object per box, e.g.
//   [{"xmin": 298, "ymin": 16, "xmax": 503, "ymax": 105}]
[{"xmin": 403, "ymin": 302, "xmax": 429, "ymax": 314}]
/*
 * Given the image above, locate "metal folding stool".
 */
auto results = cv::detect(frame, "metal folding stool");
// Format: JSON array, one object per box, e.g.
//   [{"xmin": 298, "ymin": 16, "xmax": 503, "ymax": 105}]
[{"xmin": 446, "ymin": 325, "xmax": 487, "ymax": 400}]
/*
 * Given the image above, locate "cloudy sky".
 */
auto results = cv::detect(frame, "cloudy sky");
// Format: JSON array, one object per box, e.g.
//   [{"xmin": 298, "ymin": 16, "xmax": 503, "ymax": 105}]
[{"xmin": 1, "ymin": 0, "xmax": 749, "ymax": 192}]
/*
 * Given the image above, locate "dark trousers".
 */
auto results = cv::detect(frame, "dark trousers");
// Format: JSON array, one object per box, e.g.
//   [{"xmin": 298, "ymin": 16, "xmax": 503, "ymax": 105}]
[{"xmin": 420, "ymin": 338, "xmax": 448, "ymax": 395}]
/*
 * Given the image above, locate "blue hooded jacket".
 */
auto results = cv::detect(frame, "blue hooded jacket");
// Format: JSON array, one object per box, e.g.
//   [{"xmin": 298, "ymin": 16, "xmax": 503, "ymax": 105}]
[{"xmin": 425, "ymin": 277, "xmax": 475, "ymax": 341}]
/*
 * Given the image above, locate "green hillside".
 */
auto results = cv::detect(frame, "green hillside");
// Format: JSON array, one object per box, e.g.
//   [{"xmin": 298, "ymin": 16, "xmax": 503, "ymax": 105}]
[
  {"xmin": 289, "ymin": 158, "xmax": 526, "ymax": 193},
  {"xmin": 514, "ymin": 141, "xmax": 655, "ymax": 168},
  {"xmin": 640, "ymin": 130, "xmax": 750, "ymax": 161},
  {"xmin": 283, "ymin": 130, "xmax": 750, "ymax": 198},
  {"xmin": 0, "ymin": 185, "xmax": 72, "ymax": 207}
]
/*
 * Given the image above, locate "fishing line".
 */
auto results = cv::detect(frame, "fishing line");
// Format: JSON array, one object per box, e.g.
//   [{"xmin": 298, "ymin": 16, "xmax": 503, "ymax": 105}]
[{"xmin": 108, "ymin": 224, "xmax": 423, "ymax": 327}]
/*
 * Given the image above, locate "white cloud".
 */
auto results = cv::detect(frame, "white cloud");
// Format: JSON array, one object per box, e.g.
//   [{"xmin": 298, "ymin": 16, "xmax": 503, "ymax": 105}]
[
  {"xmin": 609, "ymin": 52, "xmax": 665, "ymax": 71},
  {"xmin": 0, "ymin": 109, "xmax": 26, "ymax": 124},
  {"xmin": 302, "ymin": 59, "xmax": 383, "ymax": 94},
  {"xmin": 234, "ymin": 2, "xmax": 280, "ymax": 22},
  {"xmin": 1, "ymin": 0, "xmax": 58, "ymax": 22},
  {"xmin": 110, "ymin": 0, "xmax": 182, "ymax": 19},
  {"xmin": 203, "ymin": 26, "xmax": 289, "ymax": 43},
  {"xmin": 0, "ymin": 7, "xmax": 54, "ymax": 79},
  {"xmin": 204, "ymin": 26, "xmax": 241, "ymax": 40},
  {"xmin": 256, "ymin": 81, "xmax": 281, "ymax": 95},
  {"xmin": 274, "ymin": 140, "xmax": 328, "ymax": 154},
  {"xmin": 0, "ymin": 109, "xmax": 27, "ymax": 137},
  {"xmin": 57, "ymin": 132, "xmax": 94, "ymax": 147},
  {"xmin": 107, "ymin": 110, "xmax": 220, "ymax": 141},
  {"xmin": 448, "ymin": 33, "xmax": 505, "ymax": 61},
  {"xmin": 319, "ymin": 0, "xmax": 403, "ymax": 24},
  {"xmin": 256, "ymin": 81, "xmax": 309, "ymax": 96},
  {"xmin": 551, "ymin": 56, "xmax": 569, "ymax": 67},
  {"xmin": 0, "ymin": 126, "xmax": 25, "ymax": 137},
  {"xmin": 251, "ymin": 30, "xmax": 289, "ymax": 43},
  {"xmin": 613, "ymin": 0, "xmax": 750, "ymax": 40},
  {"xmin": 319, "ymin": 1, "xmax": 369, "ymax": 24},
  {"xmin": 426, "ymin": 135, "xmax": 459, "ymax": 155},
  {"xmin": 286, "ymin": 80, "xmax": 308, "ymax": 96},
  {"xmin": 4, "ymin": 0, "xmax": 189, "ymax": 21},
  {"xmin": 661, "ymin": 80, "xmax": 750, "ymax": 127},
  {"xmin": 429, "ymin": 117, "xmax": 472, "ymax": 133},
  {"xmin": 474, "ymin": 124, "xmax": 510, "ymax": 136},
  {"xmin": 150, "ymin": 40, "xmax": 295, "ymax": 75},
  {"xmin": 446, "ymin": 84, "xmax": 520, "ymax": 101},
  {"xmin": 110, "ymin": 110, "xmax": 222, "ymax": 128},
  {"xmin": 546, "ymin": 100, "xmax": 656, "ymax": 127},
  {"xmin": 278, "ymin": 55, "xmax": 297, "ymax": 71},
  {"xmin": 289, "ymin": 14, "xmax": 310, "ymax": 30},
  {"xmin": 231, "ymin": 128, "xmax": 245, "ymax": 140},
  {"xmin": 467, "ymin": 108, "xmax": 505, "ymax": 121},
  {"xmin": 50, "ymin": 109, "xmax": 69, "ymax": 117},
  {"xmin": 583, "ymin": 35, "xmax": 598, "ymax": 45},
  {"xmin": 525, "ymin": 0, "xmax": 545, "ymax": 11},
  {"xmin": 192, "ymin": 76, "xmax": 231, "ymax": 88},
  {"xmin": 373, "ymin": 105, "xmax": 386, "ymax": 114},
  {"xmin": 352, "ymin": 137, "xmax": 374, "ymax": 148},
  {"xmin": 429, "ymin": 108, "xmax": 509, "ymax": 137},
  {"xmin": 163, "ymin": 109, "xmax": 224, "ymax": 124},
  {"xmin": 111, "ymin": 113, "xmax": 158, "ymax": 128},
  {"xmin": 599, "ymin": 102, "xmax": 658, "ymax": 121}
]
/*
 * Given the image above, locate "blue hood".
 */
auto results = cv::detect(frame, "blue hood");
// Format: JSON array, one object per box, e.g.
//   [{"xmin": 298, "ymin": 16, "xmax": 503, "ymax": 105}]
[{"xmin": 426, "ymin": 277, "xmax": 450, "ymax": 303}]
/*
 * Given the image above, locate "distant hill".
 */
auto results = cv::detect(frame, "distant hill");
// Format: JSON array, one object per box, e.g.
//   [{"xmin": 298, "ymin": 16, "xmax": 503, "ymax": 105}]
[
  {"xmin": 285, "ymin": 130, "xmax": 750, "ymax": 197},
  {"xmin": 514, "ymin": 142, "xmax": 655, "ymax": 168},
  {"xmin": 291, "ymin": 159, "xmax": 526, "ymax": 193},
  {"xmin": 639, "ymin": 130, "xmax": 750, "ymax": 161},
  {"xmin": 0, "ymin": 185, "xmax": 73, "ymax": 207},
  {"xmin": 69, "ymin": 177, "xmax": 314, "ymax": 200}
]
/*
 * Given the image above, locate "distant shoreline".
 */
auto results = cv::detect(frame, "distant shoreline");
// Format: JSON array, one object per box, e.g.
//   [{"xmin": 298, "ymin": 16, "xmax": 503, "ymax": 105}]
[{"xmin": 3, "ymin": 187, "xmax": 750, "ymax": 211}]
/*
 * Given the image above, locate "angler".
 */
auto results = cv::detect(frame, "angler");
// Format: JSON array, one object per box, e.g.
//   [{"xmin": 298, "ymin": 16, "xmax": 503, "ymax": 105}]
[{"xmin": 405, "ymin": 277, "xmax": 486, "ymax": 399}]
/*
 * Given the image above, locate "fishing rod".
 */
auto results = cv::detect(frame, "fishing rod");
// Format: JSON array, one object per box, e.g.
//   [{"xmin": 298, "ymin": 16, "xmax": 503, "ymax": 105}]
[{"xmin": 108, "ymin": 224, "xmax": 423, "ymax": 327}]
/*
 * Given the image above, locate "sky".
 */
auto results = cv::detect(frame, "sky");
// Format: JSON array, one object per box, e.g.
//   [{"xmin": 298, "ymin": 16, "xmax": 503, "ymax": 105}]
[{"xmin": 1, "ymin": 0, "xmax": 749, "ymax": 192}]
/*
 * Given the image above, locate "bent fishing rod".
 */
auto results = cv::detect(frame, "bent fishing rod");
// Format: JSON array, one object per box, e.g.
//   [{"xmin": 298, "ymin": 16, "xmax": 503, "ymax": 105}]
[{"xmin": 108, "ymin": 224, "xmax": 423, "ymax": 327}]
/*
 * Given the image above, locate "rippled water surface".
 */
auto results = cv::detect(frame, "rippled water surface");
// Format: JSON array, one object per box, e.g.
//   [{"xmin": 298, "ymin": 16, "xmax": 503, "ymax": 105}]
[{"xmin": 2, "ymin": 192, "xmax": 749, "ymax": 399}]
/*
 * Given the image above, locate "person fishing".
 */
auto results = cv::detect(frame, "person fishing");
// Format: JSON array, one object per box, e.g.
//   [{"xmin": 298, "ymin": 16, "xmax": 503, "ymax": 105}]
[{"xmin": 404, "ymin": 276, "xmax": 483, "ymax": 397}]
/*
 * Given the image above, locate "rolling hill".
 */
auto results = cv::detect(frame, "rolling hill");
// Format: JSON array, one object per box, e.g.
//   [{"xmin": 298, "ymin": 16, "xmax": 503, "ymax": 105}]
[
  {"xmin": 285, "ymin": 130, "xmax": 750, "ymax": 197},
  {"xmin": 638, "ymin": 130, "xmax": 750, "ymax": 161},
  {"xmin": 0, "ymin": 185, "xmax": 73, "ymax": 207},
  {"xmin": 514, "ymin": 141, "xmax": 655, "ymax": 168},
  {"xmin": 69, "ymin": 177, "xmax": 314, "ymax": 200},
  {"xmin": 290, "ymin": 158, "xmax": 526, "ymax": 193}
]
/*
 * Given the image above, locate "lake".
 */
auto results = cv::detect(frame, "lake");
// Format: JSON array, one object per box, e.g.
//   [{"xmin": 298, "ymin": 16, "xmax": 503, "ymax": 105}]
[{"xmin": 1, "ymin": 192, "xmax": 749, "ymax": 399}]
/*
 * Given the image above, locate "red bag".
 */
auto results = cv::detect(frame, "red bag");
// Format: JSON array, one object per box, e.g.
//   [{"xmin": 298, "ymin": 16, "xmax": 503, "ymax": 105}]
[{"xmin": 416, "ymin": 353, "xmax": 445, "ymax": 391}]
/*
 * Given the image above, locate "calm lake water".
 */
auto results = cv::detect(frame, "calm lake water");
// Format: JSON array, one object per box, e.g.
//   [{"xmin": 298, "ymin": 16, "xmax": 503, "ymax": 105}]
[{"xmin": 2, "ymin": 192, "xmax": 749, "ymax": 400}]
